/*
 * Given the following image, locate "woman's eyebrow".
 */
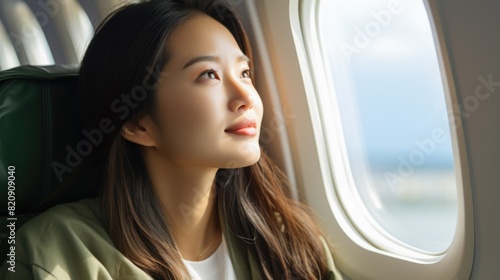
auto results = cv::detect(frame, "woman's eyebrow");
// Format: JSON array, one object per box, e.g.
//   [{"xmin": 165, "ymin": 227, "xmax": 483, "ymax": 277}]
[
  {"xmin": 183, "ymin": 55, "xmax": 218, "ymax": 69},
  {"xmin": 238, "ymin": 54, "xmax": 250, "ymax": 63},
  {"xmin": 182, "ymin": 54, "xmax": 250, "ymax": 69}
]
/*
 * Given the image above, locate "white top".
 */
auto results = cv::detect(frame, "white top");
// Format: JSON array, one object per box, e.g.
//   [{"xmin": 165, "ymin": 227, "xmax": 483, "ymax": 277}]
[{"xmin": 182, "ymin": 236, "xmax": 237, "ymax": 280}]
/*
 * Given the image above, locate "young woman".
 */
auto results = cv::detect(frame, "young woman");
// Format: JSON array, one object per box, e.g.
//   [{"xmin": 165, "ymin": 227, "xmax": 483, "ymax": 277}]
[{"xmin": 1, "ymin": 0, "xmax": 342, "ymax": 279}]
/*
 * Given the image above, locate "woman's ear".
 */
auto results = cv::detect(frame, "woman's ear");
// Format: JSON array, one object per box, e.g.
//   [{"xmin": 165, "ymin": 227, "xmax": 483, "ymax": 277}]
[{"xmin": 121, "ymin": 115, "xmax": 158, "ymax": 147}]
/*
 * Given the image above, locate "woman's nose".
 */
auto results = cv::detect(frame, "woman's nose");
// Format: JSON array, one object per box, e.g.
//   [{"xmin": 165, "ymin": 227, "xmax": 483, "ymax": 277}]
[{"xmin": 227, "ymin": 78, "xmax": 255, "ymax": 112}]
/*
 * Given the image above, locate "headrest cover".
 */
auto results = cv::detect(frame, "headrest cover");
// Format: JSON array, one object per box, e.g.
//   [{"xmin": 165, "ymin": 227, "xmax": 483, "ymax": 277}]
[{"xmin": 0, "ymin": 65, "xmax": 98, "ymax": 214}]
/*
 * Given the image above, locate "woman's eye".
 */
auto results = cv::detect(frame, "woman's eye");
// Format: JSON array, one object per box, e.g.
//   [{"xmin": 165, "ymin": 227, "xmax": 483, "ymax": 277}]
[
  {"xmin": 197, "ymin": 69, "xmax": 219, "ymax": 81},
  {"xmin": 241, "ymin": 69, "xmax": 253, "ymax": 79}
]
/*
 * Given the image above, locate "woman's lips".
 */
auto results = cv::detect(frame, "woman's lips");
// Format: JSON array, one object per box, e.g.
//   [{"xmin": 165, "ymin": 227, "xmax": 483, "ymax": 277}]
[{"xmin": 225, "ymin": 119, "xmax": 257, "ymax": 136}]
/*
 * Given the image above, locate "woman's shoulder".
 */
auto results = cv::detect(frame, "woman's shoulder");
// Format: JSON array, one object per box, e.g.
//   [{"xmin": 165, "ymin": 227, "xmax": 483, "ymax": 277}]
[
  {"xmin": 23, "ymin": 197, "xmax": 103, "ymax": 228},
  {"xmin": 20, "ymin": 197, "xmax": 105, "ymax": 235},
  {"xmin": 4, "ymin": 198, "xmax": 152, "ymax": 279},
  {"xmin": 14, "ymin": 197, "xmax": 108, "ymax": 252}
]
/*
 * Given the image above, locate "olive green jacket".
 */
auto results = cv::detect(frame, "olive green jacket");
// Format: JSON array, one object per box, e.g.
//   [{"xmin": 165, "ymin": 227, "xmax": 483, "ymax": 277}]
[{"xmin": 0, "ymin": 198, "xmax": 342, "ymax": 279}]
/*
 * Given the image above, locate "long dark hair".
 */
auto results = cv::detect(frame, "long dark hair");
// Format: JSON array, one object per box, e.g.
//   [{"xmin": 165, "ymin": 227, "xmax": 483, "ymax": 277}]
[{"xmin": 78, "ymin": 0, "xmax": 329, "ymax": 279}]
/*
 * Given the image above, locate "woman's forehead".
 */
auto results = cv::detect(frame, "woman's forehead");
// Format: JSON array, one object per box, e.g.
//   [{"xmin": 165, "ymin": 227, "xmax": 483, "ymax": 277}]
[{"xmin": 164, "ymin": 14, "xmax": 244, "ymax": 69}]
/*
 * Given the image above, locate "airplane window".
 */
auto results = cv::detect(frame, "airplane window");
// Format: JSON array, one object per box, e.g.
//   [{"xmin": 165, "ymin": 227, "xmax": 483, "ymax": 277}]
[{"xmin": 317, "ymin": 0, "xmax": 458, "ymax": 253}]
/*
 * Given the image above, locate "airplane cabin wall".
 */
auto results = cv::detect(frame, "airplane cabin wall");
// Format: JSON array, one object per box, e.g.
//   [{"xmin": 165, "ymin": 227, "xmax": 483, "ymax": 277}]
[{"xmin": 437, "ymin": 0, "xmax": 500, "ymax": 278}]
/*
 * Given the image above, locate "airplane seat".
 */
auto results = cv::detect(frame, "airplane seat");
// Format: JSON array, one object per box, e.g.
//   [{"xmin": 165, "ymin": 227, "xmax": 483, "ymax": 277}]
[
  {"xmin": 0, "ymin": 65, "xmax": 100, "ymax": 263},
  {"xmin": 0, "ymin": 0, "xmax": 133, "ymax": 265}
]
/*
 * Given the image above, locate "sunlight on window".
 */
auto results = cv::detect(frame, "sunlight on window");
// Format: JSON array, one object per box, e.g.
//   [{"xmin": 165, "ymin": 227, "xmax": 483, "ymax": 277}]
[{"xmin": 318, "ymin": 0, "xmax": 458, "ymax": 252}]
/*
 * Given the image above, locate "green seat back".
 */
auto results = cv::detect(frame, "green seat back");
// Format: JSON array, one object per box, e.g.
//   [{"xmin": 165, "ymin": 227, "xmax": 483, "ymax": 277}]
[{"xmin": 0, "ymin": 65, "xmax": 99, "ymax": 263}]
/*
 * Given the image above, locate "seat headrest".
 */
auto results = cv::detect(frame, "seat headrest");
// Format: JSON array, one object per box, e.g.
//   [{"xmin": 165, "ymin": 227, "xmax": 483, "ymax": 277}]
[{"xmin": 0, "ymin": 65, "xmax": 99, "ymax": 214}]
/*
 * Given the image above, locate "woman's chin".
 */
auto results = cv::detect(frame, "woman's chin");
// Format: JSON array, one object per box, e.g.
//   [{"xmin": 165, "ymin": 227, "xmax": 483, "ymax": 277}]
[{"xmin": 219, "ymin": 151, "xmax": 261, "ymax": 169}]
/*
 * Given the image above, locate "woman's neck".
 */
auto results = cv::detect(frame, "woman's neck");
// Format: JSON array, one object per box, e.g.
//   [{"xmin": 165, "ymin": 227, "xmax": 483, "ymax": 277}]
[{"xmin": 143, "ymin": 150, "xmax": 222, "ymax": 261}]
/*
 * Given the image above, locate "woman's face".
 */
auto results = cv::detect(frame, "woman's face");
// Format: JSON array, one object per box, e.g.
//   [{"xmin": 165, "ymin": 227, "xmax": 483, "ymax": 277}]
[{"xmin": 150, "ymin": 14, "xmax": 263, "ymax": 168}]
